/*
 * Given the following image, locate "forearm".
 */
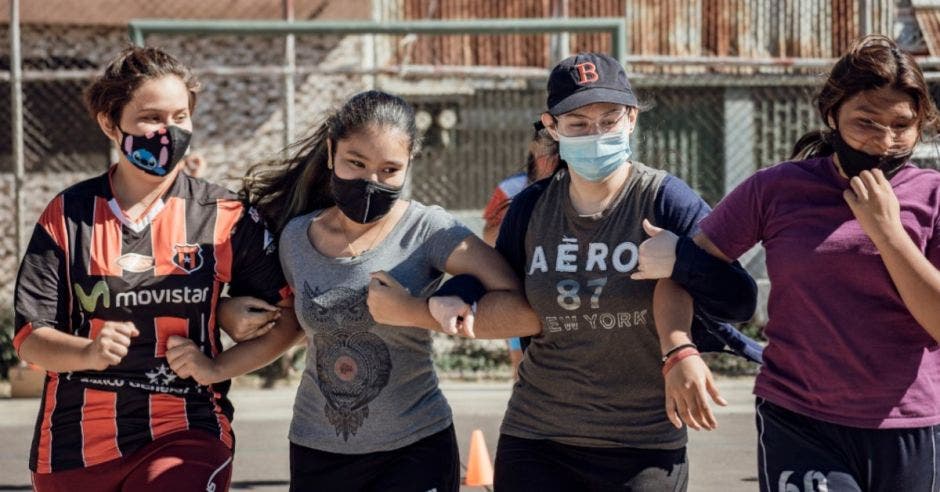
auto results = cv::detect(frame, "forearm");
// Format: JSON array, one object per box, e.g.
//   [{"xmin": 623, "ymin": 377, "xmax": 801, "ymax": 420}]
[
  {"xmin": 654, "ymin": 279, "xmax": 695, "ymax": 353},
  {"xmin": 470, "ymin": 289, "xmax": 542, "ymax": 339},
  {"xmin": 209, "ymin": 315, "xmax": 304, "ymax": 382},
  {"xmin": 18, "ymin": 328, "xmax": 94, "ymax": 373},
  {"xmin": 873, "ymin": 231, "xmax": 940, "ymax": 342}
]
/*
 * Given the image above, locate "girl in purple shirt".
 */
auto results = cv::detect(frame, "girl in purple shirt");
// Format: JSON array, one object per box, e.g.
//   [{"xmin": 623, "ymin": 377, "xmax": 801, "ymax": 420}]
[{"xmin": 636, "ymin": 35, "xmax": 940, "ymax": 491}]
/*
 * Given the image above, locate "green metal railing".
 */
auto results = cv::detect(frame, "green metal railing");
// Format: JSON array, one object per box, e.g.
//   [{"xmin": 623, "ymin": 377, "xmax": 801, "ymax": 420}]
[{"xmin": 128, "ymin": 18, "xmax": 627, "ymax": 63}]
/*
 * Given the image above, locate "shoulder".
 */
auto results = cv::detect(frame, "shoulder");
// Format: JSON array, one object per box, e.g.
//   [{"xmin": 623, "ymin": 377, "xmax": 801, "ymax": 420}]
[
  {"xmin": 407, "ymin": 201, "xmax": 465, "ymax": 231},
  {"xmin": 516, "ymin": 174, "xmax": 554, "ymax": 205},
  {"xmin": 655, "ymin": 174, "xmax": 698, "ymax": 202},
  {"xmin": 896, "ymin": 163, "xmax": 940, "ymax": 184},
  {"xmin": 501, "ymin": 174, "xmax": 552, "ymax": 221},
  {"xmin": 58, "ymin": 172, "xmax": 109, "ymax": 202},
  {"xmin": 409, "ymin": 200, "xmax": 447, "ymax": 219},
  {"xmin": 171, "ymin": 174, "xmax": 240, "ymax": 204},
  {"xmin": 626, "ymin": 161, "xmax": 672, "ymax": 199},
  {"xmin": 631, "ymin": 161, "xmax": 670, "ymax": 180},
  {"xmin": 628, "ymin": 162, "xmax": 693, "ymax": 202},
  {"xmin": 282, "ymin": 211, "xmax": 316, "ymax": 239},
  {"xmin": 758, "ymin": 157, "xmax": 830, "ymax": 181},
  {"xmin": 893, "ymin": 164, "xmax": 940, "ymax": 212}
]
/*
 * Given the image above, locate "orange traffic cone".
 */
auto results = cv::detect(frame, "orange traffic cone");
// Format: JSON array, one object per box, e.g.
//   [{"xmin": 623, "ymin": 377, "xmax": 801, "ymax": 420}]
[{"xmin": 464, "ymin": 429, "xmax": 494, "ymax": 487}]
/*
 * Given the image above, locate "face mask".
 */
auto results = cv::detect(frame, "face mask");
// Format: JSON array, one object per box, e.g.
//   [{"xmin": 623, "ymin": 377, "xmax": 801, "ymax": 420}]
[
  {"xmin": 119, "ymin": 126, "xmax": 192, "ymax": 177},
  {"xmin": 831, "ymin": 131, "xmax": 911, "ymax": 179},
  {"xmin": 330, "ymin": 174, "xmax": 402, "ymax": 224},
  {"xmin": 558, "ymin": 127, "xmax": 631, "ymax": 181}
]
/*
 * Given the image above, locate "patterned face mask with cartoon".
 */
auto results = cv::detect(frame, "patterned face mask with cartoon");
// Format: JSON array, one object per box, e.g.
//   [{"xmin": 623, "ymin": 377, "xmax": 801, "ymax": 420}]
[{"xmin": 119, "ymin": 126, "xmax": 192, "ymax": 177}]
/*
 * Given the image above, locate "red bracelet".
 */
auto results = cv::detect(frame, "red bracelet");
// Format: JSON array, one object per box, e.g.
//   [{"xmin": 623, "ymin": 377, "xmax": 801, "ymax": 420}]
[{"xmin": 661, "ymin": 347, "xmax": 701, "ymax": 377}]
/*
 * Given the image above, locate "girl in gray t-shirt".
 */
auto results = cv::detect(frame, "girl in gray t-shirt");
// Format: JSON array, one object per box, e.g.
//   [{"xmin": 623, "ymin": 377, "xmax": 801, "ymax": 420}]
[
  {"xmin": 173, "ymin": 90, "xmax": 537, "ymax": 491},
  {"xmin": 418, "ymin": 53, "xmax": 757, "ymax": 492}
]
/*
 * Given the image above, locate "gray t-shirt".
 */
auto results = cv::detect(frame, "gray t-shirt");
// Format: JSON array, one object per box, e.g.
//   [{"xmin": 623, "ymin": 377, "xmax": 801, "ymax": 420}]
[
  {"xmin": 279, "ymin": 201, "xmax": 472, "ymax": 453},
  {"xmin": 501, "ymin": 164, "xmax": 687, "ymax": 449}
]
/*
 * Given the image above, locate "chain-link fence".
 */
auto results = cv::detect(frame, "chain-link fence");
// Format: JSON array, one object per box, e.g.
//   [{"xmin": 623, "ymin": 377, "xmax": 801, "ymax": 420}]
[{"xmin": 4, "ymin": 0, "xmax": 940, "ymax": 308}]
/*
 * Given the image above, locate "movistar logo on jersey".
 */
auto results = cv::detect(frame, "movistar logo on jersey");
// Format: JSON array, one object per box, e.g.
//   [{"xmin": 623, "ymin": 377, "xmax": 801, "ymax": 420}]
[
  {"xmin": 74, "ymin": 281, "xmax": 210, "ymax": 312},
  {"xmin": 115, "ymin": 286, "xmax": 210, "ymax": 307},
  {"xmin": 75, "ymin": 281, "xmax": 110, "ymax": 313}
]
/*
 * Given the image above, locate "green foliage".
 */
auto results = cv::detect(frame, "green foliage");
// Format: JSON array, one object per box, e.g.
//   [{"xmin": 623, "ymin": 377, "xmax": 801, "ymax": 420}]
[
  {"xmin": 739, "ymin": 321, "xmax": 766, "ymax": 342},
  {"xmin": 0, "ymin": 309, "xmax": 19, "ymax": 380},
  {"xmin": 434, "ymin": 337, "xmax": 510, "ymax": 378},
  {"xmin": 705, "ymin": 322, "xmax": 765, "ymax": 376},
  {"xmin": 251, "ymin": 346, "xmax": 307, "ymax": 388}
]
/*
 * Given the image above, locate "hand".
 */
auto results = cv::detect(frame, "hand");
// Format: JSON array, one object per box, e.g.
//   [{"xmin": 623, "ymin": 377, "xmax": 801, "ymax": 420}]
[
  {"xmin": 428, "ymin": 295, "xmax": 476, "ymax": 337},
  {"xmin": 83, "ymin": 321, "xmax": 139, "ymax": 371},
  {"xmin": 843, "ymin": 169, "xmax": 904, "ymax": 245},
  {"xmin": 663, "ymin": 354, "xmax": 727, "ymax": 431},
  {"xmin": 367, "ymin": 271, "xmax": 418, "ymax": 327},
  {"xmin": 632, "ymin": 219, "xmax": 679, "ymax": 280},
  {"xmin": 218, "ymin": 296, "xmax": 281, "ymax": 342},
  {"xmin": 165, "ymin": 336, "xmax": 219, "ymax": 386}
]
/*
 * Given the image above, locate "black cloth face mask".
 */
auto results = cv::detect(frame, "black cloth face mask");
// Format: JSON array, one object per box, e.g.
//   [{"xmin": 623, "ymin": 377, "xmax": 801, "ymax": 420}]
[
  {"xmin": 330, "ymin": 174, "xmax": 402, "ymax": 224},
  {"xmin": 119, "ymin": 125, "xmax": 192, "ymax": 177},
  {"xmin": 830, "ymin": 131, "xmax": 911, "ymax": 179}
]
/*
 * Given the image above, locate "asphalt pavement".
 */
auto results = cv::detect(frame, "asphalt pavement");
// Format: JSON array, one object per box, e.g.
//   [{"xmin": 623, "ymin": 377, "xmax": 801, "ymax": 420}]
[{"xmin": 0, "ymin": 377, "xmax": 759, "ymax": 491}]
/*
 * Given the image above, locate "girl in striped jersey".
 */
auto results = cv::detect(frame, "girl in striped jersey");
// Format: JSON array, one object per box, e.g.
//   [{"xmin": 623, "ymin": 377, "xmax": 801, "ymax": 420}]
[{"xmin": 14, "ymin": 46, "xmax": 298, "ymax": 492}]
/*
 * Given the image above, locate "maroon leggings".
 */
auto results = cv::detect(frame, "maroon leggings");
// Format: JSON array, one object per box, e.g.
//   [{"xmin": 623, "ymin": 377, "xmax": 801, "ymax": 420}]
[{"xmin": 32, "ymin": 430, "xmax": 233, "ymax": 492}]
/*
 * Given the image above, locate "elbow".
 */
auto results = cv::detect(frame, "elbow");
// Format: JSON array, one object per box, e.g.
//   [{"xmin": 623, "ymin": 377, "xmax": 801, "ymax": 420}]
[{"xmin": 12, "ymin": 323, "xmax": 38, "ymax": 361}]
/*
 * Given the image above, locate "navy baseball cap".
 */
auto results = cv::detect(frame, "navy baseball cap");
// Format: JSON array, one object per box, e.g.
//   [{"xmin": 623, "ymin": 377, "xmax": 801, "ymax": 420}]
[{"xmin": 547, "ymin": 53, "xmax": 637, "ymax": 116}]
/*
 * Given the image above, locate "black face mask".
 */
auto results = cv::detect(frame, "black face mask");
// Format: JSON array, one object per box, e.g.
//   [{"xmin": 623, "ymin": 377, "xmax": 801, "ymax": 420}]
[
  {"xmin": 830, "ymin": 131, "xmax": 911, "ymax": 179},
  {"xmin": 119, "ymin": 126, "xmax": 192, "ymax": 177},
  {"xmin": 330, "ymin": 174, "xmax": 402, "ymax": 224}
]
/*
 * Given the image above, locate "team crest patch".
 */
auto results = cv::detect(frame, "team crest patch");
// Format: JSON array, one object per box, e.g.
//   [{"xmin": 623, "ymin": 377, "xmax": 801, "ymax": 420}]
[
  {"xmin": 172, "ymin": 243, "xmax": 204, "ymax": 274},
  {"xmin": 117, "ymin": 253, "xmax": 155, "ymax": 273}
]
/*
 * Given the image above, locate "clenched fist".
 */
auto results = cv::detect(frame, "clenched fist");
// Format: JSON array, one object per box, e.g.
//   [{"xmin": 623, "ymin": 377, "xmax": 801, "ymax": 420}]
[
  {"xmin": 165, "ymin": 336, "xmax": 219, "ymax": 386},
  {"xmin": 83, "ymin": 321, "xmax": 139, "ymax": 371}
]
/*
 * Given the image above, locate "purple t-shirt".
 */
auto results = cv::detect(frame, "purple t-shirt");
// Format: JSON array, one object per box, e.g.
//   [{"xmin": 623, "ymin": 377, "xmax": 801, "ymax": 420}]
[{"xmin": 700, "ymin": 156, "xmax": 940, "ymax": 429}]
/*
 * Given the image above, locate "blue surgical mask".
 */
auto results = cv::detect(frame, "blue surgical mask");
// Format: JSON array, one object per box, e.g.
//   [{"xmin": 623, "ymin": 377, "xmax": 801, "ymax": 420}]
[{"xmin": 558, "ymin": 127, "xmax": 631, "ymax": 181}]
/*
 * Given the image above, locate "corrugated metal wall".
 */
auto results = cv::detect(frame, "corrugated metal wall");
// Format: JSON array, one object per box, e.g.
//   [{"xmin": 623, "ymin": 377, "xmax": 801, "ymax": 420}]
[{"xmin": 395, "ymin": 0, "xmax": 896, "ymax": 68}]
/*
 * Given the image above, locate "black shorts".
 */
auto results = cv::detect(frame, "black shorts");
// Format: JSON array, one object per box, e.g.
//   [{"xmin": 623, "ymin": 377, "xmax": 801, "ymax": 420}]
[
  {"xmin": 289, "ymin": 425, "xmax": 459, "ymax": 492},
  {"xmin": 494, "ymin": 433, "xmax": 688, "ymax": 492},
  {"xmin": 756, "ymin": 397, "xmax": 940, "ymax": 492}
]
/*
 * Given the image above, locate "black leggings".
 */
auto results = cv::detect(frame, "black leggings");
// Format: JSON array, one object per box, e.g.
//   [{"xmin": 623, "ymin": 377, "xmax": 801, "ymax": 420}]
[
  {"xmin": 289, "ymin": 425, "xmax": 459, "ymax": 492},
  {"xmin": 494, "ymin": 433, "xmax": 688, "ymax": 492}
]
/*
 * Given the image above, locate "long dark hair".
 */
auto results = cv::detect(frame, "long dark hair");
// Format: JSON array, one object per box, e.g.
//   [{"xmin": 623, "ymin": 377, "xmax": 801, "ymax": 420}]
[
  {"xmin": 791, "ymin": 35, "xmax": 939, "ymax": 160},
  {"xmin": 242, "ymin": 90, "xmax": 418, "ymax": 235},
  {"xmin": 525, "ymin": 121, "xmax": 560, "ymax": 182},
  {"xmin": 85, "ymin": 46, "xmax": 200, "ymax": 126}
]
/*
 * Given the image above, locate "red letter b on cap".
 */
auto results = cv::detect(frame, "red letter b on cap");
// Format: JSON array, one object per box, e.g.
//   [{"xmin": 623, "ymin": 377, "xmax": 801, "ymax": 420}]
[{"xmin": 575, "ymin": 62, "xmax": 599, "ymax": 84}]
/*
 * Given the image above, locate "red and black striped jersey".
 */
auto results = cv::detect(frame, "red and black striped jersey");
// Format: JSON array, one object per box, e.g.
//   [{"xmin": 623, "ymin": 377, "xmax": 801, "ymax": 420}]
[{"xmin": 13, "ymin": 167, "xmax": 290, "ymax": 473}]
